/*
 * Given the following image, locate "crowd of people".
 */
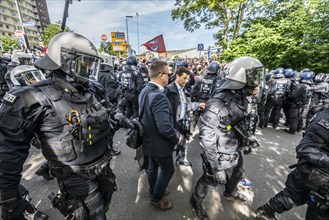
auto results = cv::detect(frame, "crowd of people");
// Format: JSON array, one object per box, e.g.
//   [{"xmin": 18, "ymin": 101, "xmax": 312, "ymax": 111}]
[{"xmin": 0, "ymin": 32, "xmax": 328, "ymax": 220}]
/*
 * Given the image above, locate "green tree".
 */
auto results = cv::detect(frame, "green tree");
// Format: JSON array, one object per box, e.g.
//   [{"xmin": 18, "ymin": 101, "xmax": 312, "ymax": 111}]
[
  {"xmin": 171, "ymin": 0, "xmax": 267, "ymax": 49},
  {"xmin": 40, "ymin": 21, "xmax": 71, "ymax": 47},
  {"xmin": 0, "ymin": 36, "xmax": 20, "ymax": 52},
  {"xmin": 221, "ymin": 0, "xmax": 329, "ymax": 72}
]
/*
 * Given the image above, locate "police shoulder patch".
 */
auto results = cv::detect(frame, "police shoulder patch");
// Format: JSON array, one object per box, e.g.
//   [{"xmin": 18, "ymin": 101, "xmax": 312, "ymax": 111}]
[
  {"xmin": 317, "ymin": 119, "xmax": 329, "ymax": 130},
  {"xmin": 3, "ymin": 93, "xmax": 18, "ymax": 104}
]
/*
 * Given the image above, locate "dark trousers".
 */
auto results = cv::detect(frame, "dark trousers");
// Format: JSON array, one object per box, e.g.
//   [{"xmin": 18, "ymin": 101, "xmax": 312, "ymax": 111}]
[
  {"xmin": 147, "ymin": 155, "xmax": 175, "ymax": 203},
  {"xmin": 56, "ymin": 174, "xmax": 105, "ymax": 219},
  {"xmin": 192, "ymin": 151, "xmax": 244, "ymax": 203},
  {"xmin": 268, "ymin": 166, "xmax": 328, "ymax": 220},
  {"xmin": 289, "ymin": 104, "xmax": 303, "ymax": 132},
  {"xmin": 264, "ymin": 97, "xmax": 284, "ymax": 127}
]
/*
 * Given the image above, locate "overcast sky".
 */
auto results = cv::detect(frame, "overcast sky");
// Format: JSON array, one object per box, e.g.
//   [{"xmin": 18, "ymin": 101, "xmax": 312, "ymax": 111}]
[{"xmin": 46, "ymin": 0, "xmax": 216, "ymax": 53}]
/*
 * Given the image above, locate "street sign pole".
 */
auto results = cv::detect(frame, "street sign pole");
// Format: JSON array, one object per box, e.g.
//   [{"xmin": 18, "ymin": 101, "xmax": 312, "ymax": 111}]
[{"xmin": 14, "ymin": 0, "xmax": 29, "ymax": 51}]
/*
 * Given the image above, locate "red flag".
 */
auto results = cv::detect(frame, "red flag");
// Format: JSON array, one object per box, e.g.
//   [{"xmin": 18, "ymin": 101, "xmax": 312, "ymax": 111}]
[{"xmin": 142, "ymin": 34, "xmax": 166, "ymax": 53}]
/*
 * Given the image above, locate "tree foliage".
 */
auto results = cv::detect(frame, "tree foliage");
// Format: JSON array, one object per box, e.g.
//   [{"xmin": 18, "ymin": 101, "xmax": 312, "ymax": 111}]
[
  {"xmin": 40, "ymin": 21, "xmax": 71, "ymax": 47},
  {"xmin": 98, "ymin": 41, "xmax": 128, "ymax": 57},
  {"xmin": 173, "ymin": 0, "xmax": 329, "ymax": 72},
  {"xmin": 172, "ymin": 0, "xmax": 267, "ymax": 49},
  {"xmin": 0, "ymin": 36, "xmax": 20, "ymax": 52}
]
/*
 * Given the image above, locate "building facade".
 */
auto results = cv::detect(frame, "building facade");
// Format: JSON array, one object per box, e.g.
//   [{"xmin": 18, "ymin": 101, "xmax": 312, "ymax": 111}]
[{"xmin": 0, "ymin": 0, "xmax": 50, "ymax": 49}]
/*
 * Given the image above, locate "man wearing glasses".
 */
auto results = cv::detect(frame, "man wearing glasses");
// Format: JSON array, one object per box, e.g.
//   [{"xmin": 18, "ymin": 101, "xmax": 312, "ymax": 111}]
[{"xmin": 138, "ymin": 61, "xmax": 182, "ymax": 211}]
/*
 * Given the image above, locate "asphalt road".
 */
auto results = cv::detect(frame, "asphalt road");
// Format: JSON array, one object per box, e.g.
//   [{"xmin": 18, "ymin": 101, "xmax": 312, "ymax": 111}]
[{"xmin": 14, "ymin": 121, "xmax": 306, "ymax": 220}]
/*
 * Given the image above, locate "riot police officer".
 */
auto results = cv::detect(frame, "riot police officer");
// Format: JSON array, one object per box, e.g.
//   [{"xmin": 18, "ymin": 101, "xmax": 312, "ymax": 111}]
[
  {"xmin": 299, "ymin": 71, "xmax": 315, "ymax": 130},
  {"xmin": 4, "ymin": 51, "xmax": 32, "ymax": 90},
  {"xmin": 284, "ymin": 72, "xmax": 305, "ymax": 135},
  {"xmin": 118, "ymin": 55, "xmax": 144, "ymax": 119},
  {"xmin": 263, "ymin": 67, "xmax": 290, "ymax": 128},
  {"xmin": 305, "ymin": 73, "xmax": 329, "ymax": 128},
  {"xmin": 0, "ymin": 32, "xmax": 136, "ymax": 219},
  {"xmin": 190, "ymin": 57, "xmax": 264, "ymax": 220},
  {"xmin": 0, "ymin": 53, "xmax": 11, "ymax": 103},
  {"xmin": 256, "ymin": 105, "xmax": 329, "ymax": 220},
  {"xmin": 191, "ymin": 61, "xmax": 220, "ymax": 103}
]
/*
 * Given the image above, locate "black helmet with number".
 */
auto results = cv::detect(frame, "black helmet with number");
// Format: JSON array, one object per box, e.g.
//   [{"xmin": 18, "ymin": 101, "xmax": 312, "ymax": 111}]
[
  {"xmin": 125, "ymin": 56, "xmax": 138, "ymax": 71},
  {"xmin": 219, "ymin": 56, "xmax": 264, "ymax": 91},
  {"xmin": 35, "ymin": 32, "xmax": 101, "ymax": 82}
]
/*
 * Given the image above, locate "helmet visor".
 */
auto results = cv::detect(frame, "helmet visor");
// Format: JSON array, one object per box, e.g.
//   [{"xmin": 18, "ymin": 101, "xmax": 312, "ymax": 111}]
[
  {"xmin": 246, "ymin": 67, "xmax": 265, "ymax": 88},
  {"xmin": 75, "ymin": 53, "xmax": 100, "ymax": 80},
  {"xmin": 21, "ymin": 69, "xmax": 45, "ymax": 85}
]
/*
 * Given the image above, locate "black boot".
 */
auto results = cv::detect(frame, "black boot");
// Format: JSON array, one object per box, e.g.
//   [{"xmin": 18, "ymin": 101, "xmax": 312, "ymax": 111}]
[
  {"xmin": 256, "ymin": 203, "xmax": 277, "ymax": 220},
  {"xmin": 190, "ymin": 196, "xmax": 208, "ymax": 220}
]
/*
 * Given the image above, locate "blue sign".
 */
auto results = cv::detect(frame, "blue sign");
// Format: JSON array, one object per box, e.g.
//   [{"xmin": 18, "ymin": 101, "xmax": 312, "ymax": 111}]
[
  {"xmin": 130, "ymin": 49, "xmax": 136, "ymax": 56},
  {"xmin": 102, "ymin": 41, "xmax": 107, "ymax": 47},
  {"xmin": 197, "ymin": 43, "xmax": 204, "ymax": 51},
  {"xmin": 18, "ymin": 39, "xmax": 25, "ymax": 45}
]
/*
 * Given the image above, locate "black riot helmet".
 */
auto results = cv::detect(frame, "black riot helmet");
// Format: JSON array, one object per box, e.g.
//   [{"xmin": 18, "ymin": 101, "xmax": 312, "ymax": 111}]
[
  {"xmin": 35, "ymin": 32, "xmax": 101, "ymax": 83},
  {"xmin": 284, "ymin": 68, "xmax": 295, "ymax": 78},
  {"xmin": 219, "ymin": 56, "xmax": 264, "ymax": 91},
  {"xmin": 138, "ymin": 64, "xmax": 148, "ymax": 75},
  {"xmin": 10, "ymin": 65, "xmax": 45, "ymax": 86},
  {"xmin": 125, "ymin": 56, "xmax": 138, "ymax": 71},
  {"xmin": 177, "ymin": 60, "xmax": 188, "ymax": 68},
  {"xmin": 206, "ymin": 61, "xmax": 220, "ymax": 75},
  {"xmin": 273, "ymin": 67, "xmax": 285, "ymax": 78}
]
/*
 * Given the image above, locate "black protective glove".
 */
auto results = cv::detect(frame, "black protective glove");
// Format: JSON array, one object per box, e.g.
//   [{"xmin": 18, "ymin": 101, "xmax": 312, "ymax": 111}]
[
  {"xmin": 213, "ymin": 170, "xmax": 227, "ymax": 184},
  {"xmin": 130, "ymin": 119, "xmax": 141, "ymax": 130},
  {"xmin": 1, "ymin": 198, "xmax": 48, "ymax": 220}
]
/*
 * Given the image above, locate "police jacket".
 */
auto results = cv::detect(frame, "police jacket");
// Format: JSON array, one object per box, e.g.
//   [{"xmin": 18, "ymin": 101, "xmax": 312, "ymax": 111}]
[
  {"xmin": 191, "ymin": 74, "xmax": 218, "ymax": 102},
  {"xmin": 119, "ymin": 69, "xmax": 144, "ymax": 94},
  {"xmin": 139, "ymin": 83, "xmax": 180, "ymax": 157},
  {"xmin": 98, "ymin": 66, "xmax": 119, "ymax": 102},
  {"xmin": 296, "ymin": 108, "xmax": 329, "ymax": 173},
  {"xmin": 267, "ymin": 77, "xmax": 290, "ymax": 98},
  {"xmin": 199, "ymin": 89, "xmax": 248, "ymax": 174},
  {"xmin": 286, "ymin": 80, "xmax": 304, "ymax": 104},
  {"xmin": 0, "ymin": 71, "xmax": 130, "ymax": 202}
]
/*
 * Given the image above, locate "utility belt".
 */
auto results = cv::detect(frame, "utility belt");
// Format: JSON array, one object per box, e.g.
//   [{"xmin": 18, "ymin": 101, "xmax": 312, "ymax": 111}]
[
  {"xmin": 51, "ymin": 151, "xmax": 112, "ymax": 180},
  {"xmin": 309, "ymin": 189, "xmax": 329, "ymax": 212}
]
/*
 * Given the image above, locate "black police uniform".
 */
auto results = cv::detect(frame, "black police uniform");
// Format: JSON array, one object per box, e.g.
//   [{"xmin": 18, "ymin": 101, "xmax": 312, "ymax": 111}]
[
  {"xmin": 306, "ymin": 81, "xmax": 329, "ymax": 127},
  {"xmin": 0, "ymin": 71, "xmax": 133, "ymax": 219},
  {"xmin": 257, "ymin": 108, "xmax": 329, "ymax": 220},
  {"xmin": 264, "ymin": 76, "xmax": 290, "ymax": 128},
  {"xmin": 118, "ymin": 68, "xmax": 144, "ymax": 119},
  {"xmin": 300, "ymin": 81, "xmax": 314, "ymax": 129},
  {"xmin": 191, "ymin": 89, "xmax": 250, "ymax": 219},
  {"xmin": 98, "ymin": 64, "xmax": 119, "ymax": 105},
  {"xmin": 191, "ymin": 73, "xmax": 218, "ymax": 103},
  {"xmin": 284, "ymin": 79, "xmax": 304, "ymax": 134}
]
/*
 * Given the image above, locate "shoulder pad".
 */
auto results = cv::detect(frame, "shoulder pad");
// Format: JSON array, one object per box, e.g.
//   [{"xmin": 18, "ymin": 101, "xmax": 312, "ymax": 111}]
[{"xmin": 317, "ymin": 118, "xmax": 329, "ymax": 130}]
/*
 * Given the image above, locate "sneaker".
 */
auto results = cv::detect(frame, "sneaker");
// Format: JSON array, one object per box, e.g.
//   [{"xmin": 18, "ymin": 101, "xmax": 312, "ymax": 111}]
[{"xmin": 238, "ymin": 178, "xmax": 252, "ymax": 188}]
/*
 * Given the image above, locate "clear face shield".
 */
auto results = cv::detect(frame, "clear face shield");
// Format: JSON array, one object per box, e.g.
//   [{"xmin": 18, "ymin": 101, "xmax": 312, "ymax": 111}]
[
  {"xmin": 245, "ymin": 66, "xmax": 265, "ymax": 88},
  {"xmin": 74, "ymin": 53, "xmax": 101, "ymax": 81},
  {"xmin": 17, "ymin": 69, "xmax": 45, "ymax": 85}
]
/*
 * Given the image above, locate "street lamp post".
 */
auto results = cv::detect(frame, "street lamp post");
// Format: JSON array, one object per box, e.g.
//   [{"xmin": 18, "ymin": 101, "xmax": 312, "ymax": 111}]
[
  {"xmin": 136, "ymin": 12, "xmax": 140, "ymax": 55},
  {"xmin": 125, "ymin": 15, "xmax": 133, "ymax": 53}
]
